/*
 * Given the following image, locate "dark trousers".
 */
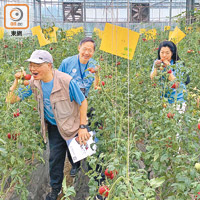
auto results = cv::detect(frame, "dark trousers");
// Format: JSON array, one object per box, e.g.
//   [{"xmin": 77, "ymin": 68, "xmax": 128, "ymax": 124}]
[{"xmin": 47, "ymin": 122, "xmax": 79, "ymax": 190}]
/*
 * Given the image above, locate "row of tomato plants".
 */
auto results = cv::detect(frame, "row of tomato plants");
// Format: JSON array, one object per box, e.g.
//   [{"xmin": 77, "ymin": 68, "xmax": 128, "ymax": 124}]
[
  {"xmin": 0, "ymin": 32, "xmax": 86, "ymax": 199},
  {"xmin": 86, "ymin": 26, "xmax": 200, "ymax": 199},
  {"xmin": 0, "ymin": 25, "xmax": 199, "ymax": 199}
]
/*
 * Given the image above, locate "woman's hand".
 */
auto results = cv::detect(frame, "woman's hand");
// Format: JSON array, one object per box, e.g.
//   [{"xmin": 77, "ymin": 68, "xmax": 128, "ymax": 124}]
[
  {"xmin": 155, "ymin": 60, "xmax": 162, "ymax": 68},
  {"xmin": 161, "ymin": 59, "xmax": 171, "ymax": 66}
]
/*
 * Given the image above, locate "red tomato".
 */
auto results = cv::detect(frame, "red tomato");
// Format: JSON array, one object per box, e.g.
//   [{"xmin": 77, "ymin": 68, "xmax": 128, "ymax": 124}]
[
  {"xmin": 152, "ymin": 83, "xmax": 157, "ymax": 87},
  {"xmin": 12, "ymin": 133, "xmax": 20, "ymax": 140},
  {"xmin": 24, "ymin": 74, "xmax": 31, "ymax": 80},
  {"xmin": 167, "ymin": 69, "xmax": 172, "ymax": 74},
  {"xmin": 109, "ymin": 173, "xmax": 114, "ymax": 179},
  {"xmin": 167, "ymin": 112, "xmax": 174, "ymax": 119},
  {"xmin": 187, "ymin": 50, "xmax": 194, "ymax": 53},
  {"xmin": 195, "ymin": 192, "xmax": 200, "ymax": 200},
  {"xmin": 7, "ymin": 133, "xmax": 11, "ymax": 139},
  {"xmin": 105, "ymin": 168, "xmax": 113, "ymax": 177},
  {"xmin": 101, "ymin": 81, "xmax": 105, "ymax": 86},
  {"xmin": 23, "ymin": 80, "xmax": 29, "ymax": 86},
  {"xmin": 171, "ymin": 83, "xmax": 176, "ymax": 89},
  {"xmin": 98, "ymin": 186, "xmax": 109, "ymax": 197},
  {"xmin": 198, "ymin": 123, "xmax": 200, "ymax": 130},
  {"xmin": 89, "ymin": 68, "xmax": 96, "ymax": 73}
]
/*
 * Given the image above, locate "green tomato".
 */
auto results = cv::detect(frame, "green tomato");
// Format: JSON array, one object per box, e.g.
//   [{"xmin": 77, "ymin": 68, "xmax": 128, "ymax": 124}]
[
  {"xmin": 195, "ymin": 163, "xmax": 200, "ymax": 171},
  {"xmin": 18, "ymin": 79, "xmax": 23, "ymax": 85}
]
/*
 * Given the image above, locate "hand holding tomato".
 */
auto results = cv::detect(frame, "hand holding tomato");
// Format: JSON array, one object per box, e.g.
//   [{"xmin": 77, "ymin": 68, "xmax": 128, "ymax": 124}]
[
  {"xmin": 94, "ymin": 65, "xmax": 101, "ymax": 72},
  {"xmin": 162, "ymin": 59, "xmax": 170, "ymax": 66},
  {"xmin": 15, "ymin": 71, "xmax": 26, "ymax": 80},
  {"xmin": 155, "ymin": 60, "xmax": 162, "ymax": 68}
]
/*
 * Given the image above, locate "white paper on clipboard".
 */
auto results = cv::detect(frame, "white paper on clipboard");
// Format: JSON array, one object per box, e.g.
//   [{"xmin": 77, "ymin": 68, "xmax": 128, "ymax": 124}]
[{"xmin": 66, "ymin": 131, "xmax": 97, "ymax": 163}]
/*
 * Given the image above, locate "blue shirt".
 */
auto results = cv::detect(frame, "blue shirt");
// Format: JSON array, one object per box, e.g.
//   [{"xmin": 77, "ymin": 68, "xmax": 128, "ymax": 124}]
[
  {"xmin": 151, "ymin": 60, "xmax": 186, "ymax": 104},
  {"xmin": 58, "ymin": 55, "xmax": 97, "ymax": 97},
  {"xmin": 18, "ymin": 79, "xmax": 85, "ymax": 125}
]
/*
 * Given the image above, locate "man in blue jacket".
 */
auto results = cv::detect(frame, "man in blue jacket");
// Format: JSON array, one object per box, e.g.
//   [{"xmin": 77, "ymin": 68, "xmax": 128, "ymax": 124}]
[{"xmin": 59, "ymin": 37, "xmax": 99, "ymax": 176}]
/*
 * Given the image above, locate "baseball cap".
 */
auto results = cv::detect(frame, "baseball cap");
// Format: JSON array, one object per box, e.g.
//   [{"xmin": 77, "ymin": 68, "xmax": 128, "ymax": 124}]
[{"xmin": 25, "ymin": 50, "xmax": 53, "ymax": 64}]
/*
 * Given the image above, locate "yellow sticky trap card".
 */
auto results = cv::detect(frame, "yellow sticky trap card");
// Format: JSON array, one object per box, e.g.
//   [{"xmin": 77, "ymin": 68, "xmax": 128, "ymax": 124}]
[
  {"xmin": 66, "ymin": 27, "xmax": 83, "ymax": 39},
  {"xmin": 66, "ymin": 29, "xmax": 73, "ymax": 39},
  {"xmin": 139, "ymin": 28, "xmax": 146, "ymax": 34},
  {"xmin": 164, "ymin": 26, "xmax": 171, "ymax": 31},
  {"xmin": 169, "ymin": 31, "xmax": 173, "ymax": 39},
  {"xmin": 47, "ymin": 27, "xmax": 59, "ymax": 43},
  {"xmin": 31, "ymin": 26, "xmax": 58, "ymax": 47},
  {"xmin": 99, "ymin": 23, "xmax": 140, "ymax": 60},
  {"xmin": 145, "ymin": 29, "xmax": 157, "ymax": 40},
  {"xmin": 76, "ymin": 27, "xmax": 84, "ymax": 33},
  {"xmin": 93, "ymin": 28, "xmax": 104, "ymax": 39},
  {"xmin": 0, "ymin": 27, "xmax": 4, "ymax": 39},
  {"xmin": 185, "ymin": 26, "xmax": 193, "ymax": 34},
  {"xmin": 169, "ymin": 26, "xmax": 186, "ymax": 44}
]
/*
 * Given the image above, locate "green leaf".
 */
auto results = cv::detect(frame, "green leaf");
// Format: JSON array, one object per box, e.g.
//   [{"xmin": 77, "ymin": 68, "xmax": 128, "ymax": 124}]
[
  {"xmin": 154, "ymin": 153, "xmax": 159, "ymax": 161},
  {"xmin": 62, "ymin": 176, "xmax": 76, "ymax": 198},
  {"xmin": 150, "ymin": 176, "xmax": 165, "ymax": 188},
  {"xmin": 160, "ymin": 154, "xmax": 168, "ymax": 162},
  {"xmin": 66, "ymin": 186, "xmax": 76, "ymax": 197},
  {"xmin": 0, "ymin": 138, "xmax": 6, "ymax": 144},
  {"xmin": 62, "ymin": 176, "xmax": 67, "ymax": 193},
  {"xmin": 0, "ymin": 147, "xmax": 7, "ymax": 154},
  {"xmin": 11, "ymin": 155, "xmax": 15, "ymax": 165}
]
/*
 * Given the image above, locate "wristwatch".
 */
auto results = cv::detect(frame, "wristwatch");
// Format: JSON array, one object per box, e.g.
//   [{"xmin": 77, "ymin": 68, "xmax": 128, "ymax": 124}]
[{"xmin": 79, "ymin": 124, "xmax": 87, "ymax": 129}]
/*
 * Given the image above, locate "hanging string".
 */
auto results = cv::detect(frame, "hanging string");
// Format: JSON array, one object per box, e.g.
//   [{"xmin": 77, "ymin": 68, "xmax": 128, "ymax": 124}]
[
  {"xmin": 114, "ymin": 1, "xmax": 118, "ymax": 151},
  {"xmin": 110, "ymin": 0, "xmax": 117, "ymax": 146},
  {"xmin": 127, "ymin": 0, "xmax": 130, "ymax": 182}
]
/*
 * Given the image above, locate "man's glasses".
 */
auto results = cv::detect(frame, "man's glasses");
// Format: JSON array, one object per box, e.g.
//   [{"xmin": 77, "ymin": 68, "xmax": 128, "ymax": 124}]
[
  {"xmin": 80, "ymin": 47, "xmax": 94, "ymax": 54},
  {"xmin": 29, "ymin": 63, "xmax": 47, "ymax": 69}
]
